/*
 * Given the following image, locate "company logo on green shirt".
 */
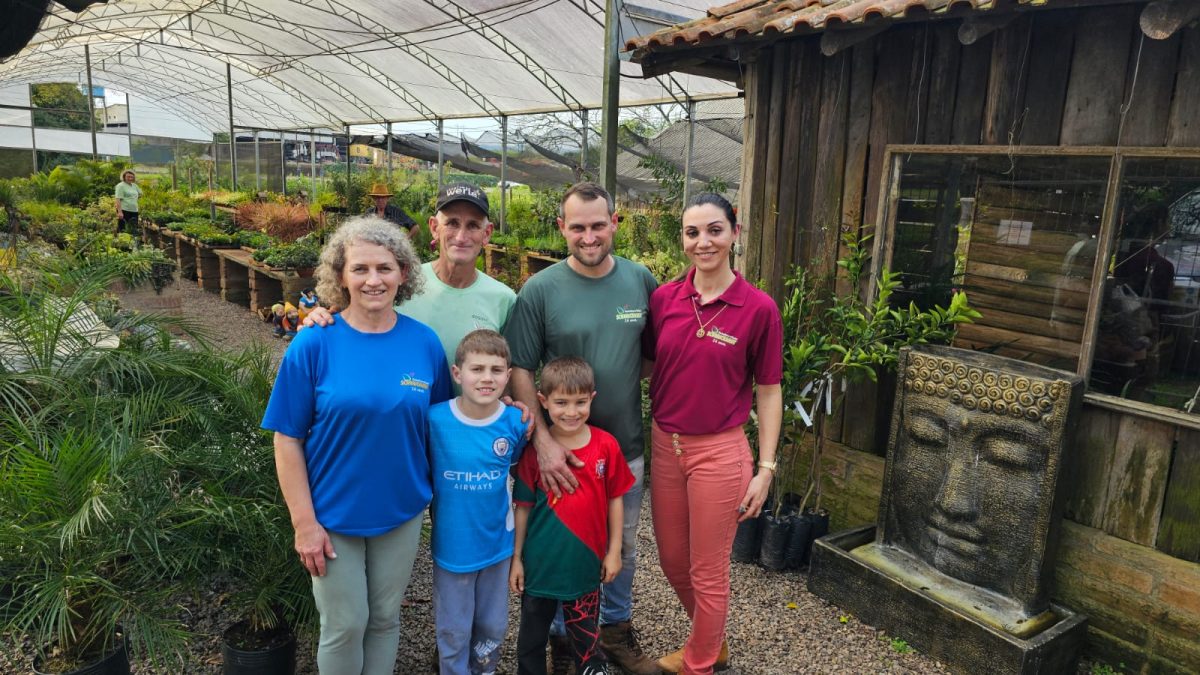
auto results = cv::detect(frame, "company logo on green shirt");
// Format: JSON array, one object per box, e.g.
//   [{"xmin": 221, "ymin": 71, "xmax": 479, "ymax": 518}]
[{"xmin": 614, "ymin": 305, "xmax": 645, "ymax": 323}]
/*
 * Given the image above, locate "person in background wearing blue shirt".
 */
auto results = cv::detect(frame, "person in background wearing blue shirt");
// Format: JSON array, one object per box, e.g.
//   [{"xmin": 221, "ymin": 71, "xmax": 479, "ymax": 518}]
[
  {"xmin": 428, "ymin": 328, "xmax": 527, "ymax": 674},
  {"xmin": 262, "ymin": 215, "xmax": 450, "ymax": 675}
]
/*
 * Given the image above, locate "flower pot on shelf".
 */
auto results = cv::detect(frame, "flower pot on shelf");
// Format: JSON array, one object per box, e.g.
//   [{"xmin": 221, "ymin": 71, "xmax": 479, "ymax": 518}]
[{"xmin": 221, "ymin": 620, "xmax": 296, "ymax": 675}]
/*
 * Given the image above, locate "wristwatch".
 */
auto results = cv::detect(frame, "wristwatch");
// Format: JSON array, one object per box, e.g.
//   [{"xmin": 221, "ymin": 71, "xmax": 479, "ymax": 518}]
[{"xmin": 757, "ymin": 460, "xmax": 777, "ymax": 473}]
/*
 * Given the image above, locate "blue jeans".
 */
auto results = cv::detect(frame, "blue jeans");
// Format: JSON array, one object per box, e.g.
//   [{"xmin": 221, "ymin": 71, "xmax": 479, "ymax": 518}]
[
  {"xmin": 552, "ymin": 455, "xmax": 644, "ymax": 635},
  {"xmin": 433, "ymin": 558, "xmax": 511, "ymax": 675}
]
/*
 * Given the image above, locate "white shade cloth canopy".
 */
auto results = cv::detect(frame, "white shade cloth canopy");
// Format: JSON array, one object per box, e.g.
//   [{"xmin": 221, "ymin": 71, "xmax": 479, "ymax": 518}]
[{"xmin": 1, "ymin": 0, "xmax": 739, "ymax": 132}]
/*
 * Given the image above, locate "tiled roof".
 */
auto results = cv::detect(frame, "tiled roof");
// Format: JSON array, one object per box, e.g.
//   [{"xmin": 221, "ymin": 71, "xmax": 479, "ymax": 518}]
[{"xmin": 625, "ymin": 0, "xmax": 1065, "ymax": 54}]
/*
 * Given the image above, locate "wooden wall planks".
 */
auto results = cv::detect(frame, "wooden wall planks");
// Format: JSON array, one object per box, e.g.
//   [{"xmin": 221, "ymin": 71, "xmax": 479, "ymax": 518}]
[
  {"xmin": 729, "ymin": 5, "xmax": 1200, "ymax": 561},
  {"xmin": 1060, "ymin": 5, "xmax": 1139, "ymax": 145},
  {"xmin": 1157, "ymin": 428, "xmax": 1200, "ymax": 561}
]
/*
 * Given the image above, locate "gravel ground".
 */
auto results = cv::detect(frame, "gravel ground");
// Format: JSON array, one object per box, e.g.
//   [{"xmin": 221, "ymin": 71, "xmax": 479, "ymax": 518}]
[
  {"xmin": 0, "ymin": 273, "xmax": 983, "ymax": 674},
  {"xmin": 1, "ymin": 502, "xmax": 950, "ymax": 675},
  {"xmin": 115, "ymin": 271, "xmax": 289, "ymax": 360}
]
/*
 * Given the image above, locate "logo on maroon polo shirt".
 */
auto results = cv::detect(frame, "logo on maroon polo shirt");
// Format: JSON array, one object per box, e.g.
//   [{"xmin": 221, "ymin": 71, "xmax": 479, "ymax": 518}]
[
  {"xmin": 706, "ymin": 327, "xmax": 739, "ymax": 346},
  {"xmin": 614, "ymin": 305, "xmax": 645, "ymax": 323}
]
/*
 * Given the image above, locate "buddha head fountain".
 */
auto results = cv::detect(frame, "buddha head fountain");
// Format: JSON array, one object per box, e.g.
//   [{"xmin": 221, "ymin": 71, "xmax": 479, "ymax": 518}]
[{"xmin": 809, "ymin": 345, "xmax": 1088, "ymax": 674}]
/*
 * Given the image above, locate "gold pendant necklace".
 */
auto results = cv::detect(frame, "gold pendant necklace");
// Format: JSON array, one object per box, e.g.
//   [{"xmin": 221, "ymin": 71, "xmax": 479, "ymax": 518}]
[{"xmin": 692, "ymin": 295, "xmax": 727, "ymax": 339}]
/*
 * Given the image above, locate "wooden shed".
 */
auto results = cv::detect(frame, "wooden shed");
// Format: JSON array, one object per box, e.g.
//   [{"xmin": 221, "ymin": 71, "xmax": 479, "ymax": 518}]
[{"xmin": 628, "ymin": 1, "xmax": 1200, "ymax": 672}]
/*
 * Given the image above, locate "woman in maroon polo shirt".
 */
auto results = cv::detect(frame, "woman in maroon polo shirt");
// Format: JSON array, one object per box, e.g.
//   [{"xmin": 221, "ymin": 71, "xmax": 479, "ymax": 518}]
[{"xmin": 644, "ymin": 193, "xmax": 783, "ymax": 674}]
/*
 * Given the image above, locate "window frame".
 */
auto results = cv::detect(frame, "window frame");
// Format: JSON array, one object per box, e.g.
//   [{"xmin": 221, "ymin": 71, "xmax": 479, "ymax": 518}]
[{"xmin": 873, "ymin": 144, "xmax": 1200, "ymax": 428}]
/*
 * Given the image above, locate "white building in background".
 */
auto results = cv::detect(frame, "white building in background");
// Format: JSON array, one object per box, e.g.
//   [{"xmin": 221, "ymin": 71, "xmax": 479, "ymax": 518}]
[{"xmin": 103, "ymin": 103, "xmax": 128, "ymax": 131}]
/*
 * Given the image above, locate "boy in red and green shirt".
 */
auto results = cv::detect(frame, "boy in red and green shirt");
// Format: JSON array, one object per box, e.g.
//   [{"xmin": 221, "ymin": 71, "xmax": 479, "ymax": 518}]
[{"xmin": 510, "ymin": 356, "xmax": 634, "ymax": 675}]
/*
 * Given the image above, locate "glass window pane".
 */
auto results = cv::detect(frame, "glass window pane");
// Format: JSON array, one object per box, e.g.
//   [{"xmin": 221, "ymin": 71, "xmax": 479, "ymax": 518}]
[
  {"xmin": 889, "ymin": 152, "xmax": 1112, "ymax": 372},
  {"xmin": 1089, "ymin": 157, "xmax": 1200, "ymax": 414}
]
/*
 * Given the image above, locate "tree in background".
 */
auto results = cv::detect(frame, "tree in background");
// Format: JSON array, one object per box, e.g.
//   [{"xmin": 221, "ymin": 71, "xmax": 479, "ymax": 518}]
[{"xmin": 30, "ymin": 82, "xmax": 92, "ymax": 131}]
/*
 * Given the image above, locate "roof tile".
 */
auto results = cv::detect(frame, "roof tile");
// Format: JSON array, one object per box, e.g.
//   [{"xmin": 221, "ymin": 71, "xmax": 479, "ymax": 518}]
[{"xmin": 626, "ymin": 0, "xmax": 1071, "ymax": 54}]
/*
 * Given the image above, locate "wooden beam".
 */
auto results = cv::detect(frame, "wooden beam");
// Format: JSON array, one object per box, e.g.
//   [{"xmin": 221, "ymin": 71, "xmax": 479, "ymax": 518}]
[
  {"xmin": 1140, "ymin": 0, "xmax": 1200, "ymax": 40},
  {"xmin": 821, "ymin": 24, "xmax": 889, "ymax": 56},
  {"xmin": 958, "ymin": 13, "xmax": 1019, "ymax": 45},
  {"xmin": 639, "ymin": 57, "xmax": 744, "ymax": 84}
]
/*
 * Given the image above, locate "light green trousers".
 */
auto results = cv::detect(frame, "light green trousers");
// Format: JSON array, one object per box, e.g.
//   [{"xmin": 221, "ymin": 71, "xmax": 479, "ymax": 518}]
[{"xmin": 311, "ymin": 514, "xmax": 422, "ymax": 675}]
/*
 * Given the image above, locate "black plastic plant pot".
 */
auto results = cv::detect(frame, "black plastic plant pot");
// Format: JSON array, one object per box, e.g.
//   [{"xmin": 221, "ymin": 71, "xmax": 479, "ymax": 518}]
[
  {"xmin": 784, "ymin": 513, "xmax": 813, "ymax": 570},
  {"xmin": 33, "ymin": 638, "xmax": 130, "ymax": 675},
  {"xmin": 221, "ymin": 620, "xmax": 296, "ymax": 675},
  {"xmin": 730, "ymin": 513, "xmax": 763, "ymax": 563},
  {"xmin": 759, "ymin": 511, "xmax": 793, "ymax": 571},
  {"xmin": 799, "ymin": 508, "xmax": 831, "ymax": 567}
]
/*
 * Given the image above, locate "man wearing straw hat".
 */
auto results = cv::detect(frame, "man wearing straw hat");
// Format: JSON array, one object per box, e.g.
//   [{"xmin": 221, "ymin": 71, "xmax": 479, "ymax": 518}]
[{"xmin": 364, "ymin": 182, "xmax": 418, "ymax": 237}]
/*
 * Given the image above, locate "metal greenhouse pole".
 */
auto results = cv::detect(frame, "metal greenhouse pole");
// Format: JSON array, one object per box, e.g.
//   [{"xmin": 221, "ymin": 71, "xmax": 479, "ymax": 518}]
[
  {"xmin": 84, "ymin": 44, "xmax": 97, "ymax": 159},
  {"xmin": 226, "ymin": 63, "xmax": 237, "ymax": 190},
  {"xmin": 344, "ymin": 124, "xmax": 352, "ymax": 201},
  {"xmin": 600, "ymin": 0, "xmax": 620, "ymax": 193},
  {"xmin": 310, "ymin": 128, "xmax": 317, "ymax": 198},
  {"xmin": 254, "ymin": 129, "xmax": 261, "ymax": 191},
  {"xmin": 281, "ymin": 130, "xmax": 288, "ymax": 196},
  {"xmin": 580, "ymin": 109, "xmax": 589, "ymax": 180},
  {"xmin": 436, "ymin": 118, "xmax": 445, "ymax": 194},
  {"xmin": 683, "ymin": 99, "xmax": 695, "ymax": 207},
  {"xmin": 500, "ymin": 115, "xmax": 508, "ymax": 232},
  {"xmin": 386, "ymin": 121, "xmax": 393, "ymax": 182}
]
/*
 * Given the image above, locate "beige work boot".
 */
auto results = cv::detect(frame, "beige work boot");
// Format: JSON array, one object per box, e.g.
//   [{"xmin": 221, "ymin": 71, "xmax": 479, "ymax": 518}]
[
  {"xmin": 655, "ymin": 640, "xmax": 730, "ymax": 673},
  {"xmin": 599, "ymin": 622, "xmax": 661, "ymax": 674}
]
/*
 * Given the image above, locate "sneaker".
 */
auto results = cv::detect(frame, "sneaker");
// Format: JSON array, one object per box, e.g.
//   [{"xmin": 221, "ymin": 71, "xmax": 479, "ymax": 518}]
[
  {"xmin": 599, "ymin": 622, "xmax": 661, "ymax": 675},
  {"xmin": 550, "ymin": 635, "xmax": 576, "ymax": 675}
]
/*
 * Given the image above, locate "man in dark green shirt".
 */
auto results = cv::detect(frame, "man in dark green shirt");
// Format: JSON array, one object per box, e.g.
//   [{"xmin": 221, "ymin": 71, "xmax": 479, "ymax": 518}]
[{"xmin": 505, "ymin": 182, "xmax": 660, "ymax": 675}]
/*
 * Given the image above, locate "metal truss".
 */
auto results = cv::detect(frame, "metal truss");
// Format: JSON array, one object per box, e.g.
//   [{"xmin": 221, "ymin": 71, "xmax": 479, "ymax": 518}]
[
  {"xmin": 13, "ymin": 12, "xmax": 355, "ymax": 126},
  {"xmin": 261, "ymin": 0, "xmax": 504, "ymax": 118},
  {"xmin": 10, "ymin": 41, "xmax": 311, "ymax": 129},
  {"xmin": 422, "ymin": 0, "xmax": 585, "ymax": 113},
  {"xmin": 213, "ymin": 0, "xmax": 442, "ymax": 120},
  {"xmin": 6, "ymin": 40, "xmax": 320, "ymax": 128},
  {"xmin": 2, "ymin": 0, "xmax": 736, "ymax": 131},
  {"xmin": 2, "ymin": 67, "xmax": 223, "ymax": 132}
]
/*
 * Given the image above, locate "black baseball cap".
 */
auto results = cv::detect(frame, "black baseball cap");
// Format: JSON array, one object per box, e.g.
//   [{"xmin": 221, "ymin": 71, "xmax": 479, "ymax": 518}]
[{"xmin": 435, "ymin": 182, "xmax": 490, "ymax": 217}]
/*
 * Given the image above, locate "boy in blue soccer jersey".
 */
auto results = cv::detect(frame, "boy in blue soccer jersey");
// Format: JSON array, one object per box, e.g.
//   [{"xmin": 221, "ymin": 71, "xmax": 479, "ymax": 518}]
[{"xmin": 428, "ymin": 328, "xmax": 528, "ymax": 675}]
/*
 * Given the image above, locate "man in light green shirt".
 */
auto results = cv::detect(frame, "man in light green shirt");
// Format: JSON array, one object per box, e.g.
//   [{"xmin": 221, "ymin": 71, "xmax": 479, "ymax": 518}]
[
  {"xmin": 398, "ymin": 183, "xmax": 515, "ymax": 365},
  {"xmin": 114, "ymin": 170, "xmax": 141, "ymax": 236},
  {"xmin": 306, "ymin": 182, "xmax": 515, "ymax": 370}
]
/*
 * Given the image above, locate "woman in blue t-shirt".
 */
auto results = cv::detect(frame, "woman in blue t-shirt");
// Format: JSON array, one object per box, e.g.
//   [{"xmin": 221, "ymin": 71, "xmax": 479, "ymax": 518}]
[{"xmin": 262, "ymin": 215, "xmax": 451, "ymax": 674}]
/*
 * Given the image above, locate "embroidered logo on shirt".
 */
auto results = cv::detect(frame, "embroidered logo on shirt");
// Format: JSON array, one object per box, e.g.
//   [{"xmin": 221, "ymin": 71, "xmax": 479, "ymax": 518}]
[
  {"xmin": 706, "ymin": 328, "xmax": 739, "ymax": 346},
  {"xmin": 614, "ymin": 305, "xmax": 645, "ymax": 323},
  {"xmin": 596, "ymin": 458, "xmax": 607, "ymax": 478},
  {"xmin": 400, "ymin": 373, "xmax": 431, "ymax": 390},
  {"xmin": 472, "ymin": 313, "xmax": 494, "ymax": 329},
  {"xmin": 493, "ymin": 437, "xmax": 511, "ymax": 457}
]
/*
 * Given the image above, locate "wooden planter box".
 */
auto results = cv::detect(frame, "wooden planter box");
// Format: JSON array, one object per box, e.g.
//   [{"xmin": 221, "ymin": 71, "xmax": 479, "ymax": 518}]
[
  {"xmin": 213, "ymin": 248, "xmax": 313, "ymax": 313},
  {"xmin": 483, "ymin": 245, "xmax": 564, "ymax": 282}
]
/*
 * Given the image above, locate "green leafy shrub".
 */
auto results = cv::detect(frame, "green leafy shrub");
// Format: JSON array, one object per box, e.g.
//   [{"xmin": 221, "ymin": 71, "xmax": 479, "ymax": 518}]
[
  {"xmin": 0, "ymin": 257, "xmax": 313, "ymax": 669},
  {"xmin": 178, "ymin": 219, "xmax": 235, "ymax": 245},
  {"xmin": 17, "ymin": 200, "xmax": 81, "ymax": 245},
  {"xmin": 234, "ymin": 230, "xmax": 275, "ymax": 250},
  {"xmin": 253, "ymin": 239, "xmax": 320, "ymax": 269},
  {"xmin": 774, "ymin": 232, "xmax": 981, "ymax": 506}
]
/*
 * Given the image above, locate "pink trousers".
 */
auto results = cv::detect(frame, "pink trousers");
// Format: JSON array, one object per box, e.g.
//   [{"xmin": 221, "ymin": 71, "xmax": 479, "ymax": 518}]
[{"xmin": 650, "ymin": 421, "xmax": 752, "ymax": 675}]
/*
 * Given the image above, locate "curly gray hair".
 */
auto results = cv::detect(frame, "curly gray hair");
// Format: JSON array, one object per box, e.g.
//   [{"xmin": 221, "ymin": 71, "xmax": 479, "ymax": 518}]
[{"xmin": 314, "ymin": 215, "xmax": 424, "ymax": 310}]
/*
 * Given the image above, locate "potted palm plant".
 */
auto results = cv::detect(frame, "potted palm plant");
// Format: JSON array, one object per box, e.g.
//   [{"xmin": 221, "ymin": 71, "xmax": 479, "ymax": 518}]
[{"xmin": 0, "ymin": 256, "xmax": 282, "ymax": 673}]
